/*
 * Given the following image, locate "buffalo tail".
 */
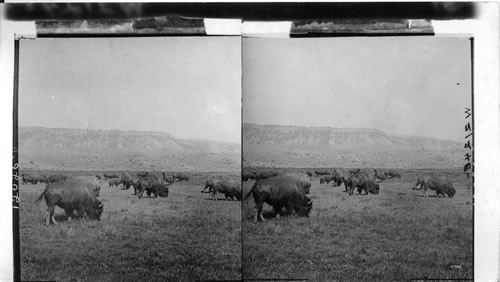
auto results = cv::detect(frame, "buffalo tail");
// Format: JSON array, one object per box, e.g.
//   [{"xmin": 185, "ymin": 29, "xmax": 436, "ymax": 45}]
[
  {"xmin": 243, "ymin": 181, "xmax": 258, "ymax": 201},
  {"xmin": 34, "ymin": 183, "xmax": 49, "ymax": 203}
]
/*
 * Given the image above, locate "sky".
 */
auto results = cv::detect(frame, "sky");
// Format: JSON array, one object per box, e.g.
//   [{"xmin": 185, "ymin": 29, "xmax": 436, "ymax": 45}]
[
  {"xmin": 19, "ymin": 37, "xmax": 241, "ymax": 144},
  {"xmin": 243, "ymin": 37, "xmax": 472, "ymax": 142}
]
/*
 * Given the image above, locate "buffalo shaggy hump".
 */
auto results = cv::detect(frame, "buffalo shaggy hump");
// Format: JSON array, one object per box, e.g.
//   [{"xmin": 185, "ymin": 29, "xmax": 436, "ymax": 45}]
[
  {"xmin": 413, "ymin": 175, "xmax": 456, "ymax": 198},
  {"xmin": 35, "ymin": 178, "xmax": 103, "ymax": 226},
  {"xmin": 245, "ymin": 176, "xmax": 312, "ymax": 223}
]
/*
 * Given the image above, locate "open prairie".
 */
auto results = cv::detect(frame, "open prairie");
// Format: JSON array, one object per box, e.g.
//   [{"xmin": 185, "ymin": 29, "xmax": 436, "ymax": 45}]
[
  {"xmin": 20, "ymin": 170, "xmax": 241, "ymax": 281},
  {"xmin": 242, "ymin": 167, "xmax": 473, "ymax": 280}
]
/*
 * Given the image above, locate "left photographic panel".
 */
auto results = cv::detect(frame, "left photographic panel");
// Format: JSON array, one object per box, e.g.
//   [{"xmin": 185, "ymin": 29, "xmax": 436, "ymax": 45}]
[{"xmin": 18, "ymin": 37, "xmax": 242, "ymax": 281}]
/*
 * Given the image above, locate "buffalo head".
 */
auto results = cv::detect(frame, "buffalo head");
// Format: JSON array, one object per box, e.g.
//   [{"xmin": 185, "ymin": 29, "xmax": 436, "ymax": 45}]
[
  {"xmin": 86, "ymin": 199, "xmax": 104, "ymax": 220},
  {"xmin": 295, "ymin": 195, "xmax": 313, "ymax": 217},
  {"xmin": 446, "ymin": 187, "xmax": 456, "ymax": 198}
]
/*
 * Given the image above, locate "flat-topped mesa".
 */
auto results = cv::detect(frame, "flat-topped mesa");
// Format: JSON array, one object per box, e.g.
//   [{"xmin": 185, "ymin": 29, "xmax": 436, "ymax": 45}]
[
  {"xmin": 18, "ymin": 126, "xmax": 240, "ymax": 153},
  {"xmin": 243, "ymin": 123, "xmax": 461, "ymax": 150}
]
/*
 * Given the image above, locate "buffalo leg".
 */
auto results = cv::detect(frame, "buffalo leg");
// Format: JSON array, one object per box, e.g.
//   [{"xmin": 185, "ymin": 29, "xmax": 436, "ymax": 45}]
[
  {"xmin": 45, "ymin": 211, "xmax": 51, "ymax": 226},
  {"xmin": 45, "ymin": 205, "xmax": 56, "ymax": 226},
  {"xmin": 254, "ymin": 203, "xmax": 264, "ymax": 223}
]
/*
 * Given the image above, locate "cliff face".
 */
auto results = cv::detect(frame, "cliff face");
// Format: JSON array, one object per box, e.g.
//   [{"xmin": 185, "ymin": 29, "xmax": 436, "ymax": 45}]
[
  {"xmin": 18, "ymin": 127, "xmax": 240, "ymax": 171},
  {"xmin": 243, "ymin": 123, "xmax": 461, "ymax": 150},
  {"xmin": 19, "ymin": 127, "xmax": 240, "ymax": 153}
]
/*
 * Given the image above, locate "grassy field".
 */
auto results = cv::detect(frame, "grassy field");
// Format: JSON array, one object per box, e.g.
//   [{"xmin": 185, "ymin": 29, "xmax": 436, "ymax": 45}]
[
  {"xmin": 20, "ymin": 171, "xmax": 241, "ymax": 281},
  {"xmin": 242, "ymin": 168, "xmax": 473, "ymax": 280}
]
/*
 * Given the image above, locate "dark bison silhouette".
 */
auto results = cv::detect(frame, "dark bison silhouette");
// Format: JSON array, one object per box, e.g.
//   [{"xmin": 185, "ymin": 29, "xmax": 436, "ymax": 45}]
[
  {"xmin": 208, "ymin": 179, "xmax": 241, "ymax": 201},
  {"xmin": 344, "ymin": 173, "xmax": 380, "ymax": 196},
  {"xmin": 384, "ymin": 170, "xmax": 401, "ymax": 179},
  {"xmin": 330, "ymin": 170, "xmax": 344, "ymax": 187},
  {"xmin": 413, "ymin": 175, "xmax": 456, "ymax": 198},
  {"xmin": 348, "ymin": 169, "xmax": 361, "ymax": 175},
  {"xmin": 22, "ymin": 174, "xmax": 45, "ymax": 185},
  {"xmin": 245, "ymin": 176, "xmax": 312, "ymax": 223},
  {"xmin": 136, "ymin": 175, "xmax": 169, "ymax": 198},
  {"xmin": 35, "ymin": 178, "xmax": 103, "ymax": 226},
  {"xmin": 108, "ymin": 178, "xmax": 122, "ymax": 188},
  {"xmin": 314, "ymin": 170, "xmax": 330, "ymax": 176},
  {"xmin": 319, "ymin": 175, "xmax": 333, "ymax": 184},
  {"xmin": 257, "ymin": 170, "xmax": 282, "ymax": 180},
  {"xmin": 46, "ymin": 174, "xmax": 68, "ymax": 183},
  {"xmin": 242, "ymin": 172, "xmax": 258, "ymax": 182}
]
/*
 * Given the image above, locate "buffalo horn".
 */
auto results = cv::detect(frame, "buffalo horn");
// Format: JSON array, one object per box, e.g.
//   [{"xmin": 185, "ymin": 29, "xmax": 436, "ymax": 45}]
[{"xmin": 97, "ymin": 202, "xmax": 103, "ymax": 208}]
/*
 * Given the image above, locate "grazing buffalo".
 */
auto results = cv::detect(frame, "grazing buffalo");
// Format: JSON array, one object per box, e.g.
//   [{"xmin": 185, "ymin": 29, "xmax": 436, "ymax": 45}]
[
  {"xmin": 22, "ymin": 174, "xmax": 45, "ymax": 185},
  {"xmin": 245, "ymin": 176, "xmax": 313, "ymax": 223},
  {"xmin": 306, "ymin": 171, "xmax": 313, "ymax": 177},
  {"xmin": 103, "ymin": 173, "xmax": 120, "ymax": 179},
  {"xmin": 384, "ymin": 170, "xmax": 401, "ymax": 179},
  {"xmin": 137, "ymin": 171, "xmax": 149, "ymax": 178},
  {"xmin": 136, "ymin": 175, "xmax": 166, "ymax": 198},
  {"xmin": 348, "ymin": 169, "xmax": 361, "ymax": 175},
  {"xmin": 373, "ymin": 169, "xmax": 386, "ymax": 182},
  {"xmin": 35, "ymin": 178, "xmax": 103, "ymax": 226},
  {"xmin": 242, "ymin": 172, "xmax": 258, "ymax": 182},
  {"xmin": 209, "ymin": 179, "xmax": 241, "ymax": 201},
  {"xmin": 46, "ymin": 174, "xmax": 68, "ymax": 183},
  {"xmin": 330, "ymin": 170, "xmax": 344, "ymax": 187},
  {"xmin": 320, "ymin": 175, "xmax": 333, "ymax": 184},
  {"xmin": 108, "ymin": 178, "xmax": 122, "ymax": 188},
  {"xmin": 413, "ymin": 175, "xmax": 456, "ymax": 198},
  {"xmin": 314, "ymin": 170, "xmax": 330, "ymax": 176},
  {"xmin": 344, "ymin": 173, "xmax": 380, "ymax": 196},
  {"xmin": 161, "ymin": 172, "xmax": 175, "ymax": 184},
  {"xmin": 257, "ymin": 170, "xmax": 282, "ymax": 180},
  {"xmin": 173, "ymin": 172, "xmax": 189, "ymax": 182}
]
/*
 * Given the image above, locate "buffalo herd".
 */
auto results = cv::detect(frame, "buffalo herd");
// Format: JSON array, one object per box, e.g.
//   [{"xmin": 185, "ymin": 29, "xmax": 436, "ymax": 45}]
[{"xmin": 24, "ymin": 166, "xmax": 457, "ymax": 225}]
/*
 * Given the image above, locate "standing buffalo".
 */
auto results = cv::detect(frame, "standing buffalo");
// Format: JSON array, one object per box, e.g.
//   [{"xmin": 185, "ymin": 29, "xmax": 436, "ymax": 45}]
[
  {"xmin": 330, "ymin": 170, "xmax": 344, "ymax": 187},
  {"xmin": 137, "ymin": 171, "xmax": 149, "ymax": 178},
  {"xmin": 413, "ymin": 175, "xmax": 456, "ymax": 198},
  {"xmin": 35, "ymin": 178, "xmax": 103, "ymax": 226},
  {"xmin": 242, "ymin": 172, "xmax": 258, "ymax": 182},
  {"xmin": 161, "ymin": 172, "xmax": 175, "ymax": 184},
  {"xmin": 173, "ymin": 172, "xmax": 189, "ymax": 182},
  {"xmin": 245, "ymin": 176, "xmax": 312, "ymax": 223},
  {"xmin": 319, "ymin": 175, "xmax": 333, "ymax": 184},
  {"xmin": 108, "ymin": 178, "xmax": 122, "ymax": 188},
  {"xmin": 374, "ymin": 169, "xmax": 387, "ymax": 182},
  {"xmin": 209, "ymin": 179, "xmax": 241, "ymax": 201},
  {"xmin": 22, "ymin": 174, "xmax": 45, "ymax": 185},
  {"xmin": 46, "ymin": 174, "xmax": 68, "ymax": 183},
  {"xmin": 256, "ymin": 170, "xmax": 282, "ymax": 180},
  {"xmin": 314, "ymin": 170, "xmax": 330, "ymax": 176},
  {"xmin": 306, "ymin": 171, "xmax": 313, "ymax": 177},
  {"xmin": 384, "ymin": 170, "xmax": 401, "ymax": 179},
  {"xmin": 344, "ymin": 173, "xmax": 380, "ymax": 196},
  {"xmin": 103, "ymin": 173, "xmax": 120, "ymax": 179},
  {"xmin": 136, "ymin": 175, "xmax": 167, "ymax": 198},
  {"xmin": 348, "ymin": 169, "xmax": 361, "ymax": 175}
]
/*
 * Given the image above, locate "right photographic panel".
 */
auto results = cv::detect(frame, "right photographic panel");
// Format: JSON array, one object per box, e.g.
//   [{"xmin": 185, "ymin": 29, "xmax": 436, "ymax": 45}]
[{"xmin": 242, "ymin": 37, "xmax": 473, "ymax": 280}]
